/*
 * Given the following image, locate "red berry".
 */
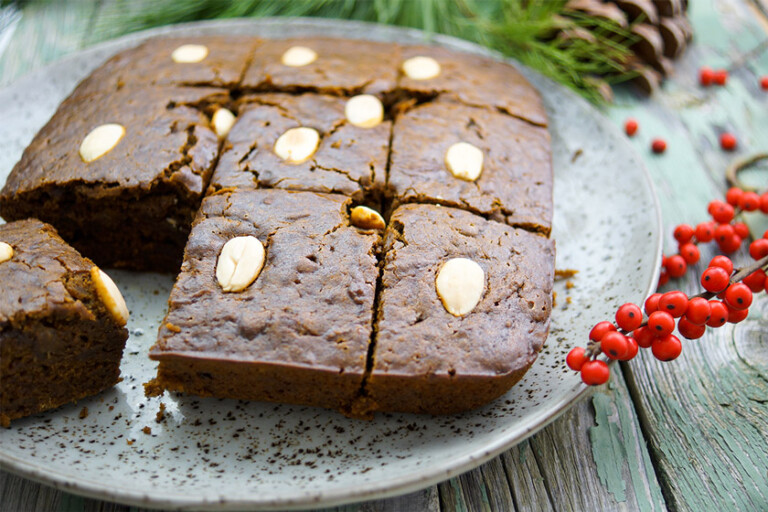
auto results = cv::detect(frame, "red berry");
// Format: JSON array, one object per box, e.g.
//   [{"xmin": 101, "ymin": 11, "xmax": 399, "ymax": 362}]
[
  {"xmin": 625, "ymin": 118, "xmax": 638, "ymax": 136},
  {"xmin": 761, "ymin": 76, "xmax": 768, "ymax": 90},
  {"xmin": 724, "ymin": 283, "xmax": 753, "ymax": 310},
  {"xmin": 701, "ymin": 266, "xmax": 730, "ymax": 293},
  {"xmin": 665, "ymin": 254, "xmax": 687, "ymax": 278},
  {"xmin": 566, "ymin": 347, "xmax": 589, "ymax": 371},
  {"xmin": 743, "ymin": 269, "xmax": 767, "ymax": 293},
  {"xmin": 733, "ymin": 222, "xmax": 750, "ymax": 240},
  {"xmin": 725, "ymin": 187, "xmax": 744, "ymax": 206},
  {"xmin": 694, "ymin": 222, "xmax": 715, "ymax": 243},
  {"xmin": 709, "ymin": 201, "xmax": 735, "ymax": 223},
  {"xmin": 765, "ymin": 275, "xmax": 768, "ymax": 293},
  {"xmin": 739, "ymin": 191, "xmax": 760, "ymax": 211},
  {"xmin": 651, "ymin": 138, "xmax": 667, "ymax": 154},
  {"xmin": 707, "ymin": 301, "xmax": 729, "ymax": 328},
  {"xmin": 685, "ymin": 297, "xmax": 711, "ymax": 325},
  {"xmin": 658, "ymin": 269, "xmax": 670, "ymax": 287},
  {"xmin": 709, "ymin": 255, "xmax": 734, "ymax": 274},
  {"xmin": 727, "ymin": 305, "xmax": 749, "ymax": 324},
  {"xmin": 644, "ymin": 293, "xmax": 662, "ymax": 315},
  {"xmin": 713, "ymin": 69, "xmax": 728, "ymax": 86},
  {"xmin": 616, "ymin": 303, "xmax": 643, "ymax": 331},
  {"xmin": 619, "ymin": 336, "xmax": 639, "ymax": 361},
  {"xmin": 632, "ymin": 326, "xmax": 655, "ymax": 348},
  {"xmin": 761, "ymin": 192, "xmax": 768, "ymax": 214},
  {"xmin": 720, "ymin": 132, "xmax": 737, "ymax": 151},
  {"xmin": 714, "ymin": 223, "xmax": 735, "ymax": 244},
  {"xmin": 700, "ymin": 66, "xmax": 714, "ymax": 86},
  {"xmin": 678, "ymin": 317, "xmax": 706, "ymax": 340},
  {"xmin": 659, "ymin": 291, "xmax": 689, "ymax": 318},
  {"xmin": 749, "ymin": 239, "xmax": 768, "ymax": 260},
  {"xmin": 652, "ymin": 334, "xmax": 683, "ymax": 361},
  {"xmin": 589, "ymin": 321, "xmax": 616, "ymax": 342},
  {"xmin": 718, "ymin": 234, "xmax": 742, "ymax": 254},
  {"xmin": 648, "ymin": 310, "xmax": 676, "ymax": 336},
  {"xmin": 601, "ymin": 332, "xmax": 630, "ymax": 360},
  {"xmin": 673, "ymin": 224, "xmax": 694, "ymax": 244},
  {"xmin": 581, "ymin": 360, "xmax": 610, "ymax": 385},
  {"xmin": 678, "ymin": 243, "xmax": 700, "ymax": 265}
]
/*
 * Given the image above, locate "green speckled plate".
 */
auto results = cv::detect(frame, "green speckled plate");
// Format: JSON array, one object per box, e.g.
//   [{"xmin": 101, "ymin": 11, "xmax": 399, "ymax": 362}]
[{"xmin": 0, "ymin": 18, "xmax": 662, "ymax": 510}]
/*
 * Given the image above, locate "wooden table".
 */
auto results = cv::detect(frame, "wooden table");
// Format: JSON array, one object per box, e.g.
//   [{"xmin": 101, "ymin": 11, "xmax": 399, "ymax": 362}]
[{"xmin": 1, "ymin": 1, "xmax": 766, "ymax": 510}]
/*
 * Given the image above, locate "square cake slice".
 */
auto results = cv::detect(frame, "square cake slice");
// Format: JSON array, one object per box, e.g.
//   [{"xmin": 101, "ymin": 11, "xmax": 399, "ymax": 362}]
[
  {"xmin": 72, "ymin": 36, "xmax": 259, "ymax": 96},
  {"xmin": 0, "ymin": 85, "xmax": 227, "ymax": 271},
  {"xmin": 398, "ymin": 45, "xmax": 548, "ymax": 128},
  {"xmin": 241, "ymin": 38, "xmax": 401, "ymax": 95},
  {"xmin": 0, "ymin": 219, "xmax": 129, "ymax": 427},
  {"xmin": 211, "ymin": 93, "xmax": 390, "ymax": 201},
  {"xmin": 388, "ymin": 99, "xmax": 553, "ymax": 234},
  {"xmin": 362, "ymin": 204, "xmax": 554, "ymax": 415},
  {"xmin": 147, "ymin": 189, "xmax": 382, "ymax": 413}
]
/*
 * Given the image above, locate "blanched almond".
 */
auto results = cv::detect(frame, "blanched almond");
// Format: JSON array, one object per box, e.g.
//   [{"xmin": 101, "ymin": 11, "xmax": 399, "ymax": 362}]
[
  {"xmin": 91, "ymin": 267, "xmax": 129, "ymax": 326},
  {"xmin": 435, "ymin": 258, "xmax": 485, "ymax": 316},
  {"xmin": 345, "ymin": 95, "xmax": 384, "ymax": 128},
  {"xmin": 79, "ymin": 124, "xmax": 125, "ymax": 163},
  {"xmin": 216, "ymin": 236, "xmax": 266, "ymax": 293},
  {"xmin": 281, "ymin": 46, "xmax": 317, "ymax": 67},
  {"xmin": 350, "ymin": 206, "xmax": 385, "ymax": 230},
  {"xmin": 445, "ymin": 142, "xmax": 483, "ymax": 181},
  {"xmin": 402, "ymin": 56, "xmax": 441, "ymax": 80},
  {"xmin": 0, "ymin": 242, "xmax": 13, "ymax": 264},
  {"xmin": 274, "ymin": 127, "xmax": 320, "ymax": 164},
  {"xmin": 171, "ymin": 44, "xmax": 209, "ymax": 63},
  {"xmin": 212, "ymin": 108, "xmax": 236, "ymax": 139}
]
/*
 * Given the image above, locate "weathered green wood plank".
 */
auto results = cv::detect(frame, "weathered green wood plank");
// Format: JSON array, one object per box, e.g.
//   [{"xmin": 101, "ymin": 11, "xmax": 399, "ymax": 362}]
[
  {"xmin": 435, "ymin": 368, "xmax": 665, "ymax": 511},
  {"xmin": 500, "ymin": 442, "xmax": 552, "ymax": 512},
  {"xmin": 524, "ymin": 370, "xmax": 665, "ymax": 511},
  {"xmin": 604, "ymin": 0, "xmax": 768, "ymax": 510},
  {"xmin": 0, "ymin": 471, "xmax": 61, "ymax": 511},
  {"xmin": 0, "ymin": 0, "xmax": 99, "ymax": 87}
]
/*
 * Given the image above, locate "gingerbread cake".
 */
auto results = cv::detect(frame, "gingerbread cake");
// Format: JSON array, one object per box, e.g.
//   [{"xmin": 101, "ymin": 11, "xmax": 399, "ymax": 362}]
[
  {"xmin": 0, "ymin": 35, "xmax": 555, "ymax": 417},
  {"xmin": 0, "ymin": 219, "xmax": 129, "ymax": 426}
]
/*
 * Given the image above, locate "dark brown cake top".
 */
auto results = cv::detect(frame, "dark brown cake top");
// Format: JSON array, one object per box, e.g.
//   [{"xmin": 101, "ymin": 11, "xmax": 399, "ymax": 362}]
[
  {"xmin": 389, "ymin": 99, "xmax": 553, "ymax": 234},
  {"xmin": 151, "ymin": 189, "xmax": 380, "ymax": 372},
  {"xmin": 0, "ymin": 86, "xmax": 224, "ymax": 199},
  {"xmin": 241, "ymin": 38, "xmax": 401, "ymax": 95},
  {"xmin": 0, "ymin": 219, "xmax": 98, "ymax": 325},
  {"xmin": 212, "ymin": 93, "xmax": 389, "ymax": 200},
  {"xmin": 373, "ymin": 204, "xmax": 555, "ymax": 376},
  {"xmin": 77, "ymin": 36, "xmax": 259, "ymax": 94},
  {"xmin": 399, "ymin": 45, "xmax": 548, "ymax": 127}
]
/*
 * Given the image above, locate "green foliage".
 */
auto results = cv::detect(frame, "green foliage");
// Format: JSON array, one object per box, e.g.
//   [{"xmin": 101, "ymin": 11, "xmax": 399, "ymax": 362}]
[{"xmin": 93, "ymin": 0, "xmax": 638, "ymax": 103}]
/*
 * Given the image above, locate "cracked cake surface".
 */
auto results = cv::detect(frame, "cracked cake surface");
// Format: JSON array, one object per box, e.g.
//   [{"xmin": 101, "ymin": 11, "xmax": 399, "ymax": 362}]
[
  {"xmin": 389, "ymin": 99, "xmax": 553, "ymax": 234},
  {"xmin": 148, "ymin": 188, "xmax": 381, "ymax": 412},
  {"xmin": 0, "ymin": 85, "xmax": 225, "ymax": 271},
  {"xmin": 361, "ymin": 204, "xmax": 554, "ymax": 415},
  {"xmin": 211, "ymin": 93, "xmax": 390, "ymax": 201},
  {"xmin": 1, "ymin": 35, "xmax": 555, "ymax": 417}
]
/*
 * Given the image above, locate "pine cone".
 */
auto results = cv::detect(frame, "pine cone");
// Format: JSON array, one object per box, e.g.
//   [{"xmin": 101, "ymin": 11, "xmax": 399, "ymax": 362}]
[{"xmin": 560, "ymin": 0, "xmax": 692, "ymax": 96}]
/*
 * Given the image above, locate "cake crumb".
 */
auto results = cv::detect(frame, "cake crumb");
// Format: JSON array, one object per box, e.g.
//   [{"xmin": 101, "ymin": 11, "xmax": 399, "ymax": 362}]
[
  {"xmin": 566, "ymin": 296, "xmax": 573, "ymax": 305},
  {"xmin": 79, "ymin": 407, "xmax": 89, "ymax": 419},
  {"xmin": 165, "ymin": 322, "xmax": 182, "ymax": 333},
  {"xmin": 555, "ymin": 269, "xmax": 578, "ymax": 280},
  {"xmin": 566, "ymin": 280, "xmax": 574, "ymax": 289},
  {"xmin": 127, "ymin": 439, "xmax": 134, "ymax": 446},
  {"xmin": 142, "ymin": 426, "xmax": 152, "ymax": 435},
  {"xmin": 552, "ymin": 291, "xmax": 557, "ymax": 308},
  {"xmin": 156, "ymin": 402, "xmax": 166, "ymax": 423}
]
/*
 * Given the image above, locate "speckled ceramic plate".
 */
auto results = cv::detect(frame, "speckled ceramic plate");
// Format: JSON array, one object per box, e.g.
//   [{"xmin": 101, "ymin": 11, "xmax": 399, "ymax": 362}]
[{"xmin": 0, "ymin": 18, "xmax": 662, "ymax": 511}]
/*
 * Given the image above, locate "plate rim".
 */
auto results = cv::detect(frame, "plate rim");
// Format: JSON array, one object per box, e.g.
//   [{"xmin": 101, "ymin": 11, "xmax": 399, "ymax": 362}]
[{"xmin": 0, "ymin": 16, "xmax": 664, "ymax": 510}]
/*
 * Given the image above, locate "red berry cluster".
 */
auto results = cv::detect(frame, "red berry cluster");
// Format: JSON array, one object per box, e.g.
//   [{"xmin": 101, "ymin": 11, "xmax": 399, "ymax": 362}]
[
  {"xmin": 660, "ymin": 187, "xmax": 768, "ymax": 286},
  {"xmin": 567, "ymin": 185, "xmax": 768, "ymax": 386},
  {"xmin": 699, "ymin": 66, "xmax": 728, "ymax": 86}
]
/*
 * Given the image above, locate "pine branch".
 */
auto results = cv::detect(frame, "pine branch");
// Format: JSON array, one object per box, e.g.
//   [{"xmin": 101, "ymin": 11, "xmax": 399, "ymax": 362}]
[{"xmin": 92, "ymin": 0, "xmax": 639, "ymax": 104}]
